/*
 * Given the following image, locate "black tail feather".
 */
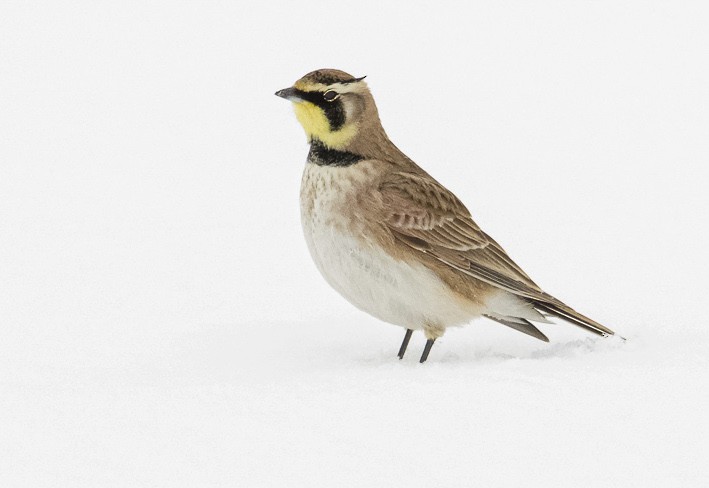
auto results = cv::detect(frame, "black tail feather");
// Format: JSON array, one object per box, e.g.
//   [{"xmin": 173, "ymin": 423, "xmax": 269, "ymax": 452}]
[
  {"xmin": 534, "ymin": 302, "xmax": 614, "ymax": 337},
  {"xmin": 484, "ymin": 314, "xmax": 550, "ymax": 342}
]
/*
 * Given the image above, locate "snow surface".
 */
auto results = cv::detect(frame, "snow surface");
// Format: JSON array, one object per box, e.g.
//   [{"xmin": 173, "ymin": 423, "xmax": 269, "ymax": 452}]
[{"xmin": 2, "ymin": 1, "xmax": 708, "ymax": 486}]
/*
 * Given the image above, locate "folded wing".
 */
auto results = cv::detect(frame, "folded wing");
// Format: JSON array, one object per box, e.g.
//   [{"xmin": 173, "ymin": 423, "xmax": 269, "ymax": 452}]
[{"xmin": 379, "ymin": 171, "xmax": 615, "ymax": 337}]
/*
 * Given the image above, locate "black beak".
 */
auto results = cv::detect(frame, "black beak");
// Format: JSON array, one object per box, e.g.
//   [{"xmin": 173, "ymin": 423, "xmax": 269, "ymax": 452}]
[{"xmin": 275, "ymin": 87, "xmax": 299, "ymax": 101}]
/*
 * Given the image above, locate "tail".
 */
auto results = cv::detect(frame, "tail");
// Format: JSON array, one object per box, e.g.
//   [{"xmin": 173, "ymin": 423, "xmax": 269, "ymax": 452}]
[
  {"xmin": 484, "ymin": 314, "xmax": 550, "ymax": 342},
  {"xmin": 534, "ymin": 298, "xmax": 616, "ymax": 337}
]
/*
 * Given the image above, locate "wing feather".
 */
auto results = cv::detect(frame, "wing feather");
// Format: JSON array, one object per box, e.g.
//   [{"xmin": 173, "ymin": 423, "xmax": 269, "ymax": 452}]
[
  {"xmin": 379, "ymin": 171, "xmax": 615, "ymax": 336},
  {"xmin": 381, "ymin": 172, "xmax": 540, "ymax": 292}
]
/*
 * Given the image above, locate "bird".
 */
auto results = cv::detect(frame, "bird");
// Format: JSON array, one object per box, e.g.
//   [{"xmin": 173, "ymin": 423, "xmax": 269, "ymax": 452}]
[{"xmin": 275, "ymin": 68, "xmax": 617, "ymax": 363}]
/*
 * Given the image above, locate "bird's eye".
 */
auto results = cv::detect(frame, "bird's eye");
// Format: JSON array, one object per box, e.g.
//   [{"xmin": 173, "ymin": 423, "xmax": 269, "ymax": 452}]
[{"xmin": 323, "ymin": 90, "xmax": 339, "ymax": 102}]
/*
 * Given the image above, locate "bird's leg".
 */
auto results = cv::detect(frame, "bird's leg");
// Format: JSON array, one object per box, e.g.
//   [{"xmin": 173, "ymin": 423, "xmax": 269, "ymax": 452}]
[
  {"xmin": 397, "ymin": 329, "xmax": 414, "ymax": 359},
  {"xmin": 419, "ymin": 338, "xmax": 436, "ymax": 363}
]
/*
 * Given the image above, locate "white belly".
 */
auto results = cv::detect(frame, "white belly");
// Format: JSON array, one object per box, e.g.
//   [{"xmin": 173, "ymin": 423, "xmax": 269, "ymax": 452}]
[{"xmin": 300, "ymin": 163, "xmax": 480, "ymax": 330}]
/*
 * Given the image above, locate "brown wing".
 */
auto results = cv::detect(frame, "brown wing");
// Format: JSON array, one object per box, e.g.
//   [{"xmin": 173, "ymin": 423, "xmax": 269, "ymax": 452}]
[
  {"xmin": 380, "ymin": 172, "xmax": 543, "ymax": 297},
  {"xmin": 379, "ymin": 171, "xmax": 615, "ymax": 336}
]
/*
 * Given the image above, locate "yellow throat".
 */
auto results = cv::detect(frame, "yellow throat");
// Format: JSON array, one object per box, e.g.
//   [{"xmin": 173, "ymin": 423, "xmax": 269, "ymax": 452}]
[{"xmin": 292, "ymin": 101, "xmax": 357, "ymax": 150}]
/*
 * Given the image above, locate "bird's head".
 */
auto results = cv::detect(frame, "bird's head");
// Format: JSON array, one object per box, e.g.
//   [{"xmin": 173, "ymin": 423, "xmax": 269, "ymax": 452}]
[{"xmin": 275, "ymin": 69, "xmax": 379, "ymax": 151}]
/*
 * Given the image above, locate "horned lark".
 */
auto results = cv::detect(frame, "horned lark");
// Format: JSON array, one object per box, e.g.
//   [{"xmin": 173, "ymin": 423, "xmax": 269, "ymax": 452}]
[{"xmin": 276, "ymin": 69, "xmax": 617, "ymax": 363}]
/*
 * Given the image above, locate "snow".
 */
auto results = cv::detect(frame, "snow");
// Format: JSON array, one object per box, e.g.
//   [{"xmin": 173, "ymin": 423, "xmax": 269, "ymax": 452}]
[{"xmin": 1, "ymin": 1, "xmax": 708, "ymax": 486}]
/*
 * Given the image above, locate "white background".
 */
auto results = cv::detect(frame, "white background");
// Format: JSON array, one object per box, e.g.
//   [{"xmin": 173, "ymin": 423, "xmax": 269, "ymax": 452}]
[{"xmin": 1, "ymin": 1, "xmax": 708, "ymax": 486}]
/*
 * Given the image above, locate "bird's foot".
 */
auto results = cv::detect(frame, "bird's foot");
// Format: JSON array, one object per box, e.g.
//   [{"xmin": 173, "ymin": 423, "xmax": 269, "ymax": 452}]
[
  {"xmin": 397, "ymin": 329, "xmax": 413, "ymax": 359},
  {"xmin": 419, "ymin": 338, "xmax": 436, "ymax": 363}
]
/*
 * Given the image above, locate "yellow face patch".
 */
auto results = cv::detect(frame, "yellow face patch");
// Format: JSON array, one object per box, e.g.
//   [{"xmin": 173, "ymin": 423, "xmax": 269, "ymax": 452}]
[{"xmin": 292, "ymin": 100, "xmax": 358, "ymax": 150}]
